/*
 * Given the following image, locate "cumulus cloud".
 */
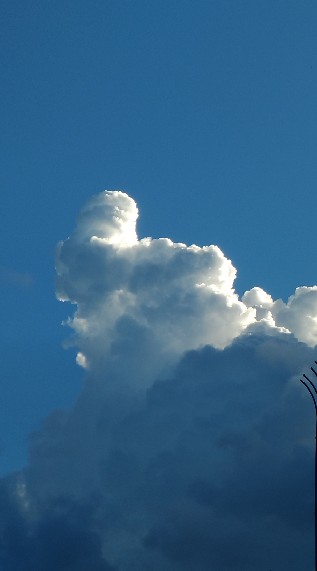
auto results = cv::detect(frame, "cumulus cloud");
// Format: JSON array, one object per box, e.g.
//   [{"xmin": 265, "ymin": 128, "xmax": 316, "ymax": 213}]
[
  {"xmin": 243, "ymin": 285, "xmax": 317, "ymax": 346},
  {"xmin": 55, "ymin": 191, "xmax": 257, "ymax": 377},
  {"xmin": 272, "ymin": 286, "xmax": 317, "ymax": 346},
  {"xmin": 2, "ymin": 190, "xmax": 317, "ymax": 570}
]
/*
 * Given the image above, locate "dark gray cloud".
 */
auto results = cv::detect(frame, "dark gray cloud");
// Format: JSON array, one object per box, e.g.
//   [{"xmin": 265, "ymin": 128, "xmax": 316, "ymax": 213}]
[
  {"xmin": 5, "ymin": 334, "xmax": 313, "ymax": 571},
  {"xmin": 0, "ymin": 478, "xmax": 115, "ymax": 571}
]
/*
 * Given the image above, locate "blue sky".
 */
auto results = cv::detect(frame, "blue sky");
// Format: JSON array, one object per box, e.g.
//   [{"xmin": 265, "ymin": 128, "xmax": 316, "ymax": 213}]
[
  {"xmin": 2, "ymin": 1, "xmax": 317, "ymax": 296},
  {"xmin": 1, "ymin": 0, "xmax": 317, "ymax": 552}
]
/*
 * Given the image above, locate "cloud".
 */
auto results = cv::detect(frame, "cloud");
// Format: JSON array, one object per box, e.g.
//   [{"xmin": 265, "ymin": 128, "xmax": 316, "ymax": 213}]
[
  {"xmin": 0, "ymin": 267, "xmax": 33, "ymax": 288},
  {"xmin": 0, "ymin": 477, "xmax": 116, "ymax": 571},
  {"xmin": 2, "ymin": 191, "xmax": 317, "ymax": 570},
  {"xmin": 243, "ymin": 285, "xmax": 317, "ymax": 347},
  {"xmin": 54, "ymin": 191, "xmax": 275, "ymax": 383},
  {"xmin": 272, "ymin": 286, "xmax": 317, "ymax": 346}
]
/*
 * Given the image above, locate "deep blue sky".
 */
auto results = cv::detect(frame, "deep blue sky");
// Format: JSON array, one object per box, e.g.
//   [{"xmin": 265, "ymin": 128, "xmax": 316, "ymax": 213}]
[{"xmin": 1, "ymin": 0, "xmax": 317, "ymax": 474}]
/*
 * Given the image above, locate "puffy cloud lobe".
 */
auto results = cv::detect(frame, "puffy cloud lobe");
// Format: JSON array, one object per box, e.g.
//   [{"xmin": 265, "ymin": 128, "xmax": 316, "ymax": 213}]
[
  {"xmin": 272, "ymin": 286, "xmax": 317, "ymax": 346},
  {"xmin": 73, "ymin": 190, "xmax": 138, "ymax": 246},
  {"xmin": 243, "ymin": 285, "xmax": 317, "ymax": 346},
  {"xmin": 56, "ymin": 191, "xmax": 255, "ymax": 381},
  {"xmin": 2, "ymin": 190, "xmax": 317, "ymax": 570}
]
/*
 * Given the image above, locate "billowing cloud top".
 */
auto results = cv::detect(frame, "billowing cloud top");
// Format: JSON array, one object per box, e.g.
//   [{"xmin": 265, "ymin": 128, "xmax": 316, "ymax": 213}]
[
  {"xmin": 2, "ymin": 190, "xmax": 317, "ymax": 571},
  {"xmin": 56, "ymin": 191, "xmax": 317, "ymax": 379}
]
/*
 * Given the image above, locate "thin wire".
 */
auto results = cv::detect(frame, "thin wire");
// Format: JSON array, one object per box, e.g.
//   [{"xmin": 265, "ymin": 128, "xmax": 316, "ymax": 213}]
[
  {"xmin": 303, "ymin": 374, "xmax": 317, "ymax": 396},
  {"xmin": 299, "ymin": 379, "xmax": 317, "ymax": 416}
]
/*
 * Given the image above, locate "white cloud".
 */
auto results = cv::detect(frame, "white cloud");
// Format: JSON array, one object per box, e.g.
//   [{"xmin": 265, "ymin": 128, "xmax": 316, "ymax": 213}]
[
  {"xmin": 76, "ymin": 351, "xmax": 88, "ymax": 369},
  {"xmin": 2, "ymin": 190, "xmax": 317, "ymax": 570},
  {"xmin": 55, "ymin": 191, "xmax": 317, "ymax": 390},
  {"xmin": 272, "ymin": 286, "xmax": 317, "ymax": 346},
  {"xmin": 56, "ymin": 191, "xmax": 254, "ymax": 383}
]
